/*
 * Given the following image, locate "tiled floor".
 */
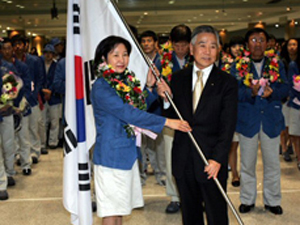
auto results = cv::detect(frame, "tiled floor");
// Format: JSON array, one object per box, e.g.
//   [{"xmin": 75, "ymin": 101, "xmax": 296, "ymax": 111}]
[{"xmin": 1, "ymin": 147, "xmax": 300, "ymax": 225}]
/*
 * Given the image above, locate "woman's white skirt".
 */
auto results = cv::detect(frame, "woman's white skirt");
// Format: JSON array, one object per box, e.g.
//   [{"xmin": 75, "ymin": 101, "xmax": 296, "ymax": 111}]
[{"xmin": 94, "ymin": 160, "xmax": 144, "ymax": 218}]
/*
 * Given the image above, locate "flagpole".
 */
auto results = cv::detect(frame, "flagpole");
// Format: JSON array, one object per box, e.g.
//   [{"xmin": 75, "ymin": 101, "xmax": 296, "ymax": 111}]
[{"xmin": 110, "ymin": 1, "xmax": 244, "ymax": 224}]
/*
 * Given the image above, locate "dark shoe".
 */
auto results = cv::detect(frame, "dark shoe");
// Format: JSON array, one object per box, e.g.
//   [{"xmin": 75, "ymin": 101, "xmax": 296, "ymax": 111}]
[
  {"xmin": 283, "ymin": 151, "xmax": 292, "ymax": 162},
  {"xmin": 32, "ymin": 156, "xmax": 38, "ymax": 164},
  {"xmin": 165, "ymin": 201, "xmax": 180, "ymax": 213},
  {"xmin": 48, "ymin": 145, "xmax": 57, "ymax": 149},
  {"xmin": 92, "ymin": 201, "xmax": 97, "ymax": 213},
  {"xmin": 231, "ymin": 179, "xmax": 240, "ymax": 187},
  {"xmin": 264, "ymin": 205, "xmax": 283, "ymax": 215},
  {"xmin": 287, "ymin": 145, "xmax": 294, "ymax": 155},
  {"xmin": 41, "ymin": 148, "xmax": 48, "ymax": 155},
  {"xmin": 22, "ymin": 168, "xmax": 32, "ymax": 176},
  {"xmin": 158, "ymin": 179, "xmax": 166, "ymax": 186},
  {"xmin": 0, "ymin": 190, "xmax": 9, "ymax": 201},
  {"xmin": 16, "ymin": 158, "xmax": 21, "ymax": 166},
  {"xmin": 7, "ymin": 176, "xmax": 15, "ymax": 187},
  {"xmin": 239, "ymin": 204, "xmax": 255, "ymax": 213}
]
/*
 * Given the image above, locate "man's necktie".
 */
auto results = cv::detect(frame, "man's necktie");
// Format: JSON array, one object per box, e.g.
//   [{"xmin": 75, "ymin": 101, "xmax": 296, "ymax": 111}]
[{"xmin": 193, "ymin": 70, "xmax": 203, "ymax": 113}]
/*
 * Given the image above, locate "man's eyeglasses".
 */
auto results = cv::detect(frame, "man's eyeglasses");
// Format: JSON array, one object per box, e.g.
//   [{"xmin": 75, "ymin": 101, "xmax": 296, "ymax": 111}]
[{"xmin": 250, "ymin": 38, "xmax": 266, "ymax": 43}]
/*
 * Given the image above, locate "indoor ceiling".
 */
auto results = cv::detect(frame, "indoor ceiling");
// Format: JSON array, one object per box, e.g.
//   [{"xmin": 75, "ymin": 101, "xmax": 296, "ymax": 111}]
[{"xmin": 0, "ymin": 0, "xmax": 299, "ymax": 38}]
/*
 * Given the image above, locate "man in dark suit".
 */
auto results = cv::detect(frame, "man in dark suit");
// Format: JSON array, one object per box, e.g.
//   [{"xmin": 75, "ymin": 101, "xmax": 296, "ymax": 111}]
[{"xmin": 157, "ymin": 25, "xmax": 238, "ymax": 225}]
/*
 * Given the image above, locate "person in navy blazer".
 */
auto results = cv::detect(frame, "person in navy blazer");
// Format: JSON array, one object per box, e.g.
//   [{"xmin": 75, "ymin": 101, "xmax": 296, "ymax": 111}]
[
  {"xmin": 91, "ymin": 36, "xmax": 191, "ymax": 225},
  {"xmin": 158, "ymin": 25, "xmax": 238, "ymax": 225},
  {"xmin": 230, "ymin": 28, "xmax": 289, "ymax": 215},
  {"xmin": 287, "ymin": 60, "xmax": 300, "ymax": 170},
  {"xmin": 39, "ymin": 44, "xmax": 61, "ymax": 151},
  {"xmin": 155, "ymin": 24, "xmax": 193, "ymax": 214}
]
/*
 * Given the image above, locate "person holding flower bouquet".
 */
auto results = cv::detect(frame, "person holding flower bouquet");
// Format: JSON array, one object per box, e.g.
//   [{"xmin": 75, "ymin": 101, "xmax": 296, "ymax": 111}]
[
  {"xmin": 231, "ymin": 28, "xmax": 289, "ymax": 215},
  {"xmin": 91, "ymin": 36, "xmax": 191, "ymax": 225},
  {"xmin": 0, "ymin": 59, "xmax": 14, "ymax": 201},
  {"xmin": 287, "ymin": 58, "xmax": 300, "ymax": 170},
  {"xmin": 2, "ymin": 37, "xmax": 33, "ymax": 179}
]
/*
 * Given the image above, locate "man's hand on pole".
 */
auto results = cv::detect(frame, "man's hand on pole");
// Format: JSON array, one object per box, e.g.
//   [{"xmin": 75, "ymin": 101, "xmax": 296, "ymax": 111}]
[{"xmin": 204, "ymin": 160, "xmax": 221, "ymax": 179}]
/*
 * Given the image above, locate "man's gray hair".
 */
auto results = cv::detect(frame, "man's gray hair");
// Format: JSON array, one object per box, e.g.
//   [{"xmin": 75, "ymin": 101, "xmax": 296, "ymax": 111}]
[{"xmin": 191, "ymin": 25, "xmax": 220, "ymax": 47}]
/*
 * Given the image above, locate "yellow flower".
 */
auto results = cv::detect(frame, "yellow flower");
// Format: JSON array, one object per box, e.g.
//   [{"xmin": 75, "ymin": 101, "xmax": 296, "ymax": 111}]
[
  {"xmin": 162, "ymin": 66, "xmax": 172, "ymax": 77},
  {"xmin": 116, "ymin": 83, "xmax": 130, "ymax": 92},
  {"xmin": 243, "ymin": 73, "xmax": 253, "ymax": 87}
]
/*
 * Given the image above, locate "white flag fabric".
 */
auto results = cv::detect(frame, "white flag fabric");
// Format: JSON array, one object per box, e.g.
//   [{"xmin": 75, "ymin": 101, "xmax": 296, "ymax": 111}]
[{"xmin": 63, "ymin": 0, "xmax": 148, "ymax": 224}]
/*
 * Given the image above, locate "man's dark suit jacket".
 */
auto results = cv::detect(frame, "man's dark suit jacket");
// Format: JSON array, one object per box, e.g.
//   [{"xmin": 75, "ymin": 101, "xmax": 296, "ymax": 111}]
[{"xmin": 166, "ymin": 65, "xmax": 238, "ymax": 183}]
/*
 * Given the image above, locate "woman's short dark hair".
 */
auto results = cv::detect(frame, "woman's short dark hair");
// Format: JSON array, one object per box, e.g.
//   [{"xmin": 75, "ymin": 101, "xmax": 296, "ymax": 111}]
[
  {"xmin": 229, "ymin": 36, "xmax": 245, "ymax": 48},
  {"xmin": 93, "ymin": 35, "xmax": 131, "ymax": 73},
  {"xmin": 170, "ymin": 24, "xmax": 192, "ymax": 43},
  {"xmin": 245, "ymin": 28, "xmax": 269, "ymax": 43}
]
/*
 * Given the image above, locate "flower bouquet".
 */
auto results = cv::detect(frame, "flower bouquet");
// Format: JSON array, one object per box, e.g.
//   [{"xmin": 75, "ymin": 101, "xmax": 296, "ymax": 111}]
[
  {"xmin": 292, "ymin": 74, "xmax": 300, "ymax": 92},
  {"xmin": 1, "ymin": 70, "xmax": 23, "ymax": 105}
]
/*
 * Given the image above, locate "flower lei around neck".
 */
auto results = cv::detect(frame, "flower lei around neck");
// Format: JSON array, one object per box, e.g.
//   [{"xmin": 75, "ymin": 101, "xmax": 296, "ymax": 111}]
[
  {"xmin": 219, "ymin": 51, "xmax": 234, "ymax": 74},
  {"xmin": 96, "ymin": 62, "xmax": 148, "ymax": 137},
  {"xmin": 160, "ymin": 41, "xmax": 193, "ymax": 84},
  {"xmin": 235, "ymin": 48, "xmax": 282, "ymax": 87}
]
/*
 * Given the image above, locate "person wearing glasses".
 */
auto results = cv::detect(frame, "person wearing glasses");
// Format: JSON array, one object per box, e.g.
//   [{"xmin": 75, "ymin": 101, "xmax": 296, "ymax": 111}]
[{"xmin": 230, "ymin": 28, "xmax": 289, "ymax": 215}]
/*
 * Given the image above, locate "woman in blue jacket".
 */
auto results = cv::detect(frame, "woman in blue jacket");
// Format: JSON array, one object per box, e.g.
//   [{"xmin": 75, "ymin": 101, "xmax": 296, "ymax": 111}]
[
  {"xmin": 287, "ymin": 59, "xmax": 300, "ymax": 170},
  {"xmin": 91, "ymin": 36, "xmax": 191, "ymax": 225}
]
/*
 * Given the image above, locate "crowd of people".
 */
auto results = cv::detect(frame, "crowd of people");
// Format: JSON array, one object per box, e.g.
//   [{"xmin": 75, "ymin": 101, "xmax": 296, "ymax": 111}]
[
  {"xmin": 0, "ymin": 35, "xmax": 66, "ymax": 201},
  {"xmin": 0, "ymin": 23, "xmax": 300, "ymax": 225}
]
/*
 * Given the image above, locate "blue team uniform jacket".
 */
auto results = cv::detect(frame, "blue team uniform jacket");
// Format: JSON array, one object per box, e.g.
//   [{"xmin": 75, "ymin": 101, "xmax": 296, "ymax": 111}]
[
  {"xmin": 287, "ymin": 61, "xmax": 300, "ymax": 110},
  {"xmin": 91, "ymin": 77, "xmax": 166, "ymax": 170},
  {"xmin": 231, "ymin": 58, "xmax": 289, "ymax": 138}
]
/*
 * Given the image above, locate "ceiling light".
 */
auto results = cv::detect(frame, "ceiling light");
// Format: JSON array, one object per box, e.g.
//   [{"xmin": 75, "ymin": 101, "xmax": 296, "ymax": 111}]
[
  {"xmin": 168, "ymin": 0, "xmax": 175, "ymax": 4},
  {"xmin": 32, "ymin": 33, "xmax": 37, "ymax": 37},
  {"xmin": 215, "ymin": 10, "xmax": 219, "ymax": 13},
  {"xmin": 243, "ymin": 0, "xmax": 248, "ymax": 2},
  {"xmin": 199, "ymin": 13, "xmax": 204, "ymax": 16},
  {"xmin": 295, "ymin": 21, "xmax": 298, "ymax": 25},
  {"xmin": 2, "ymin": 30, "xmax": 6, "ymax": 33},
  {"xmin": 193, "ymin": 16, "xmax": 197, "ymax": 19},
  {"xmin": 6, "ymin": 0, "xmax": 12, "ymax": 3},
  {"xmin": 275, "ymin": 24, "xmax": 279, "ymax": 28},
  {"xmin": 6, "ymin": 27, "xmax": 10, "ymax": 30},
  {"xmin": 286, "ymin": 7, "xmax": 291, "ymax": 12},
  {"xmin": 27, "ymin": 32, "xmax": 31, "ymax": 35},
  {"xmin": 258, "ymin": 12, "xmax": 263, "ymax": 16},
  {"xmin": 247, "ymin": 15, "xmax": 251, "ymax": 18},
  {"xmin": 144, "ymin": 12, "xmax": 148, "ymax": 15}
]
